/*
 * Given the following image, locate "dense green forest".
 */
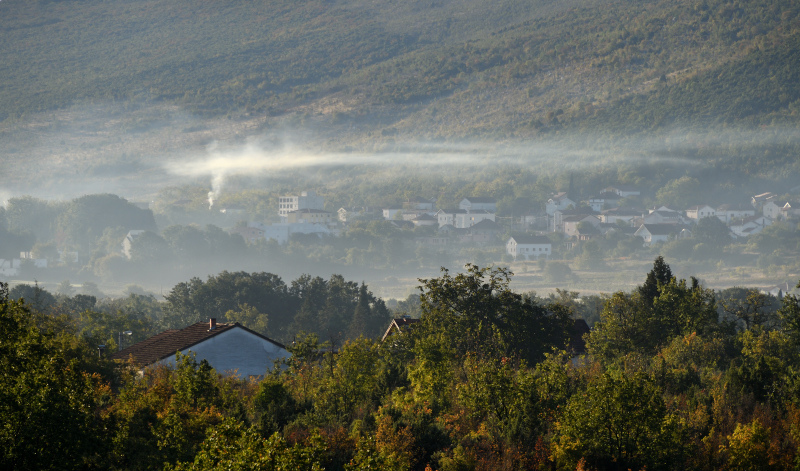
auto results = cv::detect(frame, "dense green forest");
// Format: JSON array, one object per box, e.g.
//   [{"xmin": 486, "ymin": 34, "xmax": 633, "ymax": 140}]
[{"xmin": 4, "ymin": 260, "xmax": 800, "ymax": 470}]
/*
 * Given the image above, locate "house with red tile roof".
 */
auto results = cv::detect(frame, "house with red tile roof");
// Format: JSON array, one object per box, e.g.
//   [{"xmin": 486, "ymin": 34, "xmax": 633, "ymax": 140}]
[{"xmin": 111, "ymin": 318, "xmax": 289, "ymax": 378}]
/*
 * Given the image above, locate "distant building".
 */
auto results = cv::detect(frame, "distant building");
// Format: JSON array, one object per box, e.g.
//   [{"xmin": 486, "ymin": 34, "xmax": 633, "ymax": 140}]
[
  {"xmin": 0, "ymin": 258, "xmax": 21, "ymax": 277},
  {"xmin": 546, "ymin": 193, "xmax": 575, "ymax": 216},
  {"xmin": 563, "ymin": 215, "xmax": 601, "ymax": 237},
  {"xmin": 729, "ymin": 215, "xmax": 772, "ymax": 239},
  {"xmin": 229, "ymin": 225, "xmax": 266, "ymax": 245},
  {"xmin": 716, "ymin": 204, "xmax": 755, "ymax": 224},
  {"xmin": 506, "ymin": 234, "xmax": 552, "ymax": 261},
  {"xmin": 599, "ymin": 207, "xmax": 643, "ymax": 225},
  {"xmin": 278, "ymin": 191, "xmax": 324, "ymax": 220},
  {"xmin": 411, "ymin": 213, "xmax": 438, "ymax": 227},
  {"xmin": 685, "ymin": 205, "xmax": 716, "ymax": 221},
  {"xmin": 751, "ymin": 192, "xmax": 777, "ymax": 208},
  {"xmin": 459, "ymin": 197, "xmax": 497, "ymax": 212},
  {"xmin": 122, "ymin": 230, "xmax": 147, "ymax": 259},
  {"xmin": 603, "ymin": 185, "xmax": 641, "ymax": 198},
  {"xmin": 404, "ymin": 197, "xmax": 435, "ymax": 211},
  {"xmin": 762, "ymin": 201, "xmax": 783, "ymax": 220},
  {"xmin": 286, "ymin": 208, "xmax": 336, "ymax": 225},
  {"xmin": 634, "ymin": 223, "xmax": 688, "ymax": 246},
  {"xmin": 585, "ymin": 192, "xmax": 622, "ymax": 212}
]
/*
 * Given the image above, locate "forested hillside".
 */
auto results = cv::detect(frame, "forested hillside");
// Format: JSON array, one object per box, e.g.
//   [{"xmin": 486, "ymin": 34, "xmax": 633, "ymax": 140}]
[
  {"xmin": 1, "ymin": 0, "xmax": 798, "ymax": 140},
  {"xmin": 5, "ymin": 263, "xmax": 800, "ymax": 470}
]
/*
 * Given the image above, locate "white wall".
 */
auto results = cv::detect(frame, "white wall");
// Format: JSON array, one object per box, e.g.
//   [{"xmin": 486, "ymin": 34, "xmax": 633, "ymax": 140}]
[{"xmin": 156, "ymin": 327, "xmax": 290, "ymax": 378}]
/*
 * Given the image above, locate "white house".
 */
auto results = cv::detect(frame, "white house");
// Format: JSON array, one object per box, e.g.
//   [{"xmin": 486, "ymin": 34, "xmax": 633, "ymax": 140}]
[
  {"xmin": 563, "ymin": 215, "xmax": 601, "ymax": 237},
  {"xmin": 455, "ymin": 210, "xmax": 496, "ymax": 229},
  {"xmin": 716, "ymin": 204, "xmax": 756, "ymax": 224},
  {"xmin": 111, "ymin": 319, "xmax": 290, "ymax": 378},
  {"xmin": 781, "ymin": 201, "xmax": 800, "ymax": 220},
  {"xmin": 553, "ymin": 208, "xmax": 599, "ymax": 233},
  {"xmin": 643, "ymin": 210, "xmax": 688, "ymax": 225},
  {"xmin": 634, "ymin": 224, "xmax": 684, "ymax": 246},
  {"xmin": 404, "ymin": 197, "xmax": 435, "ymax": 211},
  {"xmin": 600, "ymin": 208, "xmax": 643, "ymax": 225},
  {"xmin": 286, "ymin": 208, "xmax": 336, "ymax": 225},
  {"xmin": 229, "ymin": 225, "xmax": 266, "ymax": 244},
  {"xmin": 383, "ymin": 208, "xmax": 403, "ymax": 220},
  {"xmin": 506, "ymin": 234, "xmax": 552, "ymax": 260},
  {"xmin": 604, "ymin": 185, "xmax": 640, "ymax": 198},
  {"xmin": 729, "ymin": 215, "xmax": 772, "ymax": 239},
  {"xmin": 411, "ymin": 213, "xmax": 438, "ymax": 227},
  {"xmin": 763, "ymin": 201, "xmax": 783, "ymax": 220},
  {"xmin": 121, "ymin": 230, "xmax": 147, "ymax": 259},
  {"xmin": 585, "ymin": 192, "xmax": 622, "ymax": 212},
  {"xmin": 685, "ymin": 205, "xmax": 716, "ymax": 221},
  {"xmin": 436, "ymin": 209, "xmax": 462, "ymax": 227},
  {"xmin": 751, "ymin": 192, "xmax": 777, "ymax": 208},
  {"xmin": 253, "ymin": 222, "xmax": 331, "ymax": 245},
  {"xmin": 546, "ymin": 193, "xmax": 575, "ymax": 215},
  {"xmin": 278, "ymin": 190, "xmax": 324, "ymax": 220},
  {"xmin": 0, "ymin": 258, "xmax": 21, "ymax": 277},
  {"xmin": 459, "ymin": 197, "xmax": 497, "ymax": 212}
]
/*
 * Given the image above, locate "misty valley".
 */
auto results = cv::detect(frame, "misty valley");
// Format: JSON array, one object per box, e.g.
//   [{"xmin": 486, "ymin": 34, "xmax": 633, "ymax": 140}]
[{"xmin": 3, "ymin": 0, "xmax": 800, "ymax": 469}]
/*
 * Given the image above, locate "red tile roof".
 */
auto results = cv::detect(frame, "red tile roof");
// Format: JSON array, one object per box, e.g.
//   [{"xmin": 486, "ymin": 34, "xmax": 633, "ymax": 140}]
[{"xmin": 111, "ymin": 320, "xmax": 285, "ymax": 366}]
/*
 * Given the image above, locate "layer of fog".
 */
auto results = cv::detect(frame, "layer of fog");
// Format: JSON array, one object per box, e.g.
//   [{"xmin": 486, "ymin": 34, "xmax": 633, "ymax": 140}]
[{"xmin": 3, "ymin": 101, "xmax": 800, "ymax": 207}]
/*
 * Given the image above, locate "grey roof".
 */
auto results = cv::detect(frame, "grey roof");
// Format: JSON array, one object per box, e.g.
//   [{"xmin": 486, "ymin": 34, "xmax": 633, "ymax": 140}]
[
  {"xmin": 638, "ymin": 223, "xmax": 684, "ymax": 235},
  {"xmin": 289, "ymin": 208, "xmax": 333, "ymax": 214},
  {"xmin": 509, "ymin": 234, "xmax": 552, "ymax": 245},
  {"xmin": 469, "ymin": 219, "xmax": 502, "ymax": 231},
  {"xmin": 463, "ymin": 196, "xmax": 497, "ymax": 204}
]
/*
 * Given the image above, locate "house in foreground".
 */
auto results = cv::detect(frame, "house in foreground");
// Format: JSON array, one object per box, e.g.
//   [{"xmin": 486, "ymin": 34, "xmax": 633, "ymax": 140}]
[{"xmin": 111, "ymin": 319, "xmax": 290, "ymax": 378}]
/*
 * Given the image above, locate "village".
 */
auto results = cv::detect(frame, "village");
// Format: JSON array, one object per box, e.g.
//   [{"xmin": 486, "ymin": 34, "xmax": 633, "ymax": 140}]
[
  {"xmin": 223, "ymin": 187, "xmax": 797, "ymax": 262},
  {"xmin": 1, "ymin": 186, "xmax": 799, "ymax": 298}
]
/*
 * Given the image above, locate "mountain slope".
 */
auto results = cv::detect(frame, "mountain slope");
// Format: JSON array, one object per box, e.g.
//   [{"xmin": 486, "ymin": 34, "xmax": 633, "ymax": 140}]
[{"xmin": 1, "ymin": 0, "xmax": 798, "ymax": 139}]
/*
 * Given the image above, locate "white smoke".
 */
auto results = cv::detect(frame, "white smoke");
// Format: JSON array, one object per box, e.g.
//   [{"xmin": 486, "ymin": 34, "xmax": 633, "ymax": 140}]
[{"xmin": 163, "ymin": 137, "xmax": 704, "ymax": 202}]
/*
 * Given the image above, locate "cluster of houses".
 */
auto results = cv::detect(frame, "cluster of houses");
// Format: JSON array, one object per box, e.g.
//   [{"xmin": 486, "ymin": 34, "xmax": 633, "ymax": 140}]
[
  {"xmin": 515, "ymin": 187, "xmax": 799, "ymax": 260},
  {"xmin": 221, "ymin": 187, "xmax": 800, "ymax": 263}
]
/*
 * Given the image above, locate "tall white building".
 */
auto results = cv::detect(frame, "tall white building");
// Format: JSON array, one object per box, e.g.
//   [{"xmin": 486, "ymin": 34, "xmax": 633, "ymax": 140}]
[{"xmin": 278, "ymin": 191, "xmax": 324, "ymax": 220}]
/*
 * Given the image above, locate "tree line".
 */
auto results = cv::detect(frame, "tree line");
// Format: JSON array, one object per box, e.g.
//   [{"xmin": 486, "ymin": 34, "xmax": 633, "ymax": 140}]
[{"xmin": 4, "ymin": 258, "xmax": 800, "ymax": 469}]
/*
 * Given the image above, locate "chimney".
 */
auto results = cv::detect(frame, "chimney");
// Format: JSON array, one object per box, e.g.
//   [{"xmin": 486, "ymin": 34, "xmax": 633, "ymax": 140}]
[{"xmin": 209, "ymin": 318, "xmax": 216, "ymax": 330}]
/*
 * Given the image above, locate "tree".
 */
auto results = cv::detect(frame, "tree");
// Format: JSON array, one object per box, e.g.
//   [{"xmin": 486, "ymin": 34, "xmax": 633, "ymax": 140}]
[
  {"xmin": 224, "ymin": 303, "xmax": 268, "ymax": 336},
  {"xmin": 554, "ymin": 372, "xmax": 686, "ymax": 471},
  {"xmin": 415, "ymin": 264, "xmax": 572, "ymax": 364},
  {"xmin": 720, "ymin": 287, "xmax": 777, "ymax": 330},
  {"xmin": 0, "ymin": 283, "xmax": 109, "ymax": 470},
  {"xmin": 694, "ymin": 216, "xmax": 732, "ymax": 246},
  {"xmin": 128, "ymin": 231, "xmax": 172, "ymax": 264},
  {"xmin": 639, "ymin": 255, "xmax": 673, "ymax": 305},
  {"xmin": 722, "ymin": 420, "xmax": 774, "ymax": 471},
  {"xmin": 588, "ymin": 258, "xmax": 717, "ymax": 358},
  {"xmin": 56, "ymin": 279, "xmax": 76, "ymax": 297},
  {"xmin": 8, "ymin": 283, "xmax": 56, "ymax": 312},
  {"xmin": 167, "ymin": 419, "xmax": 326, "ymax": 471},
  {"xmin": 57, "ymin": 194, "xmax": 157, "ymax": 253},
  {"xmin": 655, "ymin": 176, "xmax": 702, "ymax": 209},
  {"xmin": 544, "ymin": 261, "xmax": 573, "ymax": 282},
  {"xmin": 778, "ymin": 280, "xmax": 800, "ymax": 345}
]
